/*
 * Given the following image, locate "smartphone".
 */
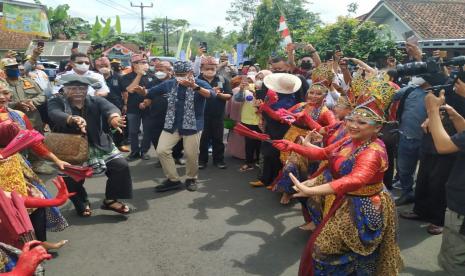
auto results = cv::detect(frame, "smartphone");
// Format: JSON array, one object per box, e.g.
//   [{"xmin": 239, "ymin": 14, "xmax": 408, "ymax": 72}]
[
  {"xmin": 325, "ymin": 50, "xmax": 334, "ymax": 61},
  {"xmin": 72, "ymin": 41, "xmax": 79, "ymax": 49},
  {"xmin": 217, "ymin": 82, "xmax": 223, "ymax": 92},
  {"xmin": 199, "ymin": 42, "xmax": 208, "ymax": 52},
  {"xmin": 335, "ymin": 44, "xmax": 342, "ymax": 52},
  {"xmin": 139, "ymin": 46, "xmax": 145, "ymax": 51},
  {"xmin": 38, "ymin": 40, "xmax": 45, "ymax": 47}
]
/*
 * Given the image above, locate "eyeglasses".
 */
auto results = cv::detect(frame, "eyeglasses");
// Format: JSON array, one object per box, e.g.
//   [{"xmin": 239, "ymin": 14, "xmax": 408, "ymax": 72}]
[
  {"xmin": 344, "ymin": 116, "xmax": 376, "ymax": 126},
  {"xmin": 75, "ymin": 61, "xmax": 90, "ymax": 65},
  {"xmin": 64, "ymin": 86, "xmax": 88, "ymax": 92}
]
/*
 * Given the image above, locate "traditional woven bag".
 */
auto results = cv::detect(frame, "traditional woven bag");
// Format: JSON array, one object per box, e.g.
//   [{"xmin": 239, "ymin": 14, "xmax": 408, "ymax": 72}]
[{"xmin": 44, "ymin": 133, "xmax": 88, "ymax": 165}]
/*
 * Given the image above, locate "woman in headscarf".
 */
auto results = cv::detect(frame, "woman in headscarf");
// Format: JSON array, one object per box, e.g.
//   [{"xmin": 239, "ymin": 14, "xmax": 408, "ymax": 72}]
[{"xmin": 273, "ymin": 75, "xmax": 403, "ymax": 275}]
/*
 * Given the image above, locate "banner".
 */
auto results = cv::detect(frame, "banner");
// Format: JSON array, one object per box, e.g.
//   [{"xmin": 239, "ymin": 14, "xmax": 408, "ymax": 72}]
[
  {"xmin": 236, "ymin": 43, "xmax": 248, "ymax": 66},
  {"xmin": 2, "ymin": 2, "xmax": 51, "ymax": 38}
]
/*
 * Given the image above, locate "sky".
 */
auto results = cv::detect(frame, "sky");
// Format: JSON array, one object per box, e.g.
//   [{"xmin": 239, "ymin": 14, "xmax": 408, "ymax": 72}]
[{"xmin": 26, "ymin": 0, "xmax": 380, "ymax": 33}]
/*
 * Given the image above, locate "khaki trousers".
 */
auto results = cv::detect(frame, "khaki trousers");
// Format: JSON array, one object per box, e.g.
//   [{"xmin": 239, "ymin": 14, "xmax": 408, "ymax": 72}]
[{"xmin": 156, "ymin": 130, "xmax": 202, "ymax": 182}]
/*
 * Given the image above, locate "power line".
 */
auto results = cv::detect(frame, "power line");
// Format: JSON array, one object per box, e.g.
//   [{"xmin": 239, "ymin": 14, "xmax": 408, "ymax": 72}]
[
  {"xmin": 95, "ymin": 0, "xmax": 138, "ymax": 17},
  {"xmin": 103, "ymin": 0, "xmax": 139, "ymax": 16}
]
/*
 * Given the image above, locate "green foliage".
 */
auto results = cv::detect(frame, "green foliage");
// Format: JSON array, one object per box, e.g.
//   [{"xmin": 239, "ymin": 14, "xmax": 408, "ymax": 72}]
[
  {"xmin": 226, "ymin": 0, "xmax": 260, "ymax": 27},
  {"xmin": 46, "ymin": 4, "xmax": 91, "ymax": 39},
  {"xmin": 304, "ymin": 17, "xmax": 397, "ymax": 63},
  {"xmin": 91, "ymin": 16, "xmax": 102, "ymax": 40},
  {"xmin": 115, "ymin": 16, "xmax": 121, "ymax": 35}
]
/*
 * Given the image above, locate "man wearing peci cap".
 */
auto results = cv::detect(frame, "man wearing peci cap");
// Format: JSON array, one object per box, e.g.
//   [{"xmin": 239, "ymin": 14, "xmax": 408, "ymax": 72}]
[
  {"xmin": 120, "ymin": 54, "xmax": 158, "ymax": 161},
  {"xmin": 145, "ymin": 60, "xmax": 216, "ymax": 192}
]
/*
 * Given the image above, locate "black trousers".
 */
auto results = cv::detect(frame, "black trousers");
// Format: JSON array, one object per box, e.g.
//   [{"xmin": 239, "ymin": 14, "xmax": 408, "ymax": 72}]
[
  {"xmin": 260, "ymin": 143, "xmax": 282, "ymax": 186},
  {"xmin": 243, "ymin": 123, "xmax": 262, "ymax": 165},
  {"xmin": 29, "ymin": 208, "xmax": 46, "ymax": 242},
  {"xmin": 142, "ymin": 119, "xmax": 183, "ymax": 159},
  {"xmin": 414, "ymin": 153, "xmax": 456, "ymax": 226},
  {"xmin": 199, "ymin": 116, "xmax": 225, "ymax": 164},
  {"xmin": 383, "ymin": 139, "xmax": 397, "ymax": 190},
  {"xmin": 64, "ymin": 157, "xmax": 133, "ymax": 213}
]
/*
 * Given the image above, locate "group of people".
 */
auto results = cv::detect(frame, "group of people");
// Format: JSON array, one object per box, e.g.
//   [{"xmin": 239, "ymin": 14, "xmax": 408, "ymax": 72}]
[{"xmin": 0, "ymin": 37, "xmax": 464, "ymax": 276}]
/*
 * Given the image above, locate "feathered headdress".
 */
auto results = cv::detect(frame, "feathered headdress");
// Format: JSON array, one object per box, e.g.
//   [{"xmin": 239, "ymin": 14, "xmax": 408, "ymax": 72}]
[
  {"xmin": 348, "ymin": 73, "xmax": 397, "ymax": 122},
  {"xmin": 311, "ymin": 64, "xmax": 335, "ymax": 88}
]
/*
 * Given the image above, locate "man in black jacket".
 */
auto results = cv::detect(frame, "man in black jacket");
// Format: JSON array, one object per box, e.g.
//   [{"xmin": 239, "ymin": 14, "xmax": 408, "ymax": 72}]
[{"xmin": 48, "ymin": 74, "xmax": 132, "ymax": 217}]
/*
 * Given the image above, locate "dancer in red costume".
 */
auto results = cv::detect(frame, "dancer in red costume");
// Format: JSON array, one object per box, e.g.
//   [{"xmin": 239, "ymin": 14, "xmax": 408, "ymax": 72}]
[{"xmin": 273, "ymin": 75, "xmax": 403, "ymax": 275}]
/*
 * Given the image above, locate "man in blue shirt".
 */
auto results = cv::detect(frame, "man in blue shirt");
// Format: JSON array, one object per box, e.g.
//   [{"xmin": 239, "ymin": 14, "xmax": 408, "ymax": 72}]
[{"xmin": 146, "ymin": 61, "xmax": 215, "ymax": 192}]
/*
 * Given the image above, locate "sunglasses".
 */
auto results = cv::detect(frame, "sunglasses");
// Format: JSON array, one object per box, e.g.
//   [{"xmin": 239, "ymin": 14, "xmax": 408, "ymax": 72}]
[
  {"xmin": 75, "ymin": 61, "xmax": 90, "ymax": 65},
  {"xmin": 344, "ymin": 116, "xmax": 376, "ymax": 126}
]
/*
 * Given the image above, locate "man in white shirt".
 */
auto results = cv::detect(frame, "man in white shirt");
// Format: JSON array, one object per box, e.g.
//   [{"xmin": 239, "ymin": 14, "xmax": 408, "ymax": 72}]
[{"xmin": 54, "ymin": 52, "xmax": 109, "ymax": 96}]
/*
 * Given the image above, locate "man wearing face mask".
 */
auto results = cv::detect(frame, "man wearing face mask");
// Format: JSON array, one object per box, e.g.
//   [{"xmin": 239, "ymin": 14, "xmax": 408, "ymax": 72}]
[
  {"xmin": 94, "ymin": 57, "xmax": 129, "ymax": 152},
  {"xmin": 120, "ymin": 54, "xmax": 157, "ymax": 161},
  {"xmin": 146, "ymin": 61, "xmax": 215, "ymax": 192},
  {"xmin": 141, "ymin": 60, "xmax": 184, "ymax": 166},
  {"xmin": 198, "ymin": 56, "xmax": 232, "ymax": 169},
  {"xmin": 53, "ymin": 52, "xmax": 109, "ymax": 97},
  {"xmin": 110, "ymin": 59, "xmax": 123, "ymax": 75},
  {"xmin": 1, "ymin": 57, "xmax": 52, "ymax": 175}
]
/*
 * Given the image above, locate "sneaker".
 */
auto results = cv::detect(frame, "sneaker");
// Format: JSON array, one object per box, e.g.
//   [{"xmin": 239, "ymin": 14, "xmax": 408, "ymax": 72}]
[
  {"xmin": 174, "ymin": 158, "xmax": 186, "ymax": 165},
  {"xmin": 249, "ymin": 180, "xmax": 265, "ymax": 187},
  {"xmin": 126, "ymin": 152, "xmax": 141, "ymax": 162},
  {"xmin": 185, "ymin": 179, "xmax": 198, "ymax": 192},
  {"xmin": 32, "ymin": 161, "xmax": 55, "ymax": 175},
  {"xmin": 198, "ymin": 162, "xmax": 207, "ymax": 170},
  {"xmin": 214, "ymin": 161, "xmax": 227, "ymax": 169},
  {"xmin": 154, "ymin": 179, "xmax": 183, "ymax": 193},
  {"xmin": 141, "ymin": 153, "xmax": 150, "ymax": 160},
  {"xmin": 395, "ymin": 194, "xmax": 414, "ymax": 206}
]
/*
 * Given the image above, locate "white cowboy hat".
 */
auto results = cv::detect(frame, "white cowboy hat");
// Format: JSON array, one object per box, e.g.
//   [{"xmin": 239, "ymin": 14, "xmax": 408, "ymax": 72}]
[{"xmin": 263, "ymin": 73, "xmax": 302, "ymax": 94}]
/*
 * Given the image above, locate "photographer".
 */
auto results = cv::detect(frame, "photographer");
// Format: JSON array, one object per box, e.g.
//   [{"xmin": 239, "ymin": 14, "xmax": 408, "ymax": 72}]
[{"xmin": 424, "ymin": 78, "xmax": 465, "ymax": 275}]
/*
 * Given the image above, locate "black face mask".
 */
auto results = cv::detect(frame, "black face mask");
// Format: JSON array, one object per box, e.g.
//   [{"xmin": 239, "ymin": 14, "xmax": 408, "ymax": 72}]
[
  {"xmin": 111, "ymin": 65, "xmax": 121, "ymax": 72},
  {"xmin": 301, "ymin": 61, "xmax": 313, "ymax": 70}
]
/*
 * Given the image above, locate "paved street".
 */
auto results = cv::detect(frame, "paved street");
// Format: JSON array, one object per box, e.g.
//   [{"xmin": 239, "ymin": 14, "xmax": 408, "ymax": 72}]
[{"xmin": 43, "ymin": 153, "xmax": 447, "ymax": 276}]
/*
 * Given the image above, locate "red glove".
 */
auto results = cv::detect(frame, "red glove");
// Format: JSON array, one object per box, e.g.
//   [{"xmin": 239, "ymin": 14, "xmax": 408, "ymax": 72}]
[
  {"xmin": 299, "ymin": 113, "xmax": 323, "ymax": 130},
  {"xmin": 272, "ymin": 140, "xmax": 295, "ymax": 152},
  {"xmin": 23, "ymin": 177, "xmax": 75, "ymax": 208},
  {"xmin": 6, "ymin": 241, "xmax": 51, "ymax": 276}
]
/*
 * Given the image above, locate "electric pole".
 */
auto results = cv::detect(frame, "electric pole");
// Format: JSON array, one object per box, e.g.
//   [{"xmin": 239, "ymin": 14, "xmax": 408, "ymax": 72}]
[{"xmin": 131, "ymin": 2, "xmax": 153, "ymax": 43}]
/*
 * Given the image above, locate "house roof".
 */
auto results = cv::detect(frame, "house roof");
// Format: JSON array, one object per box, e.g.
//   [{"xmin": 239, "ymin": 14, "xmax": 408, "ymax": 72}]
[
  {"xmin": 364, "ymin": 0, "xmax": 465, "ymax": 40},
  {"xmin": 0, "ymin": 20, "xmax": 37, "ymax": 50}
]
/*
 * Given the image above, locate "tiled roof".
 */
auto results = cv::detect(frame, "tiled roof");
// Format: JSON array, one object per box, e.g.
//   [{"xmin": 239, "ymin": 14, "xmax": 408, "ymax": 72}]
[
  {"xmin": 0, "ymin": 19, "xmax": 37, "ymax": 50},
  {"xmin": 383, "ymin": 0, "xmax": 465, "ymax": 39}
]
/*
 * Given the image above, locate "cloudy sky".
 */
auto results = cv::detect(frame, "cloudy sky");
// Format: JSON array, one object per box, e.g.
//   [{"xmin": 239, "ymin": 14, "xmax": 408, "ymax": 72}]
[{"xmin": 26, "ymin": 0, "xmax": 380, "ymax": 33}]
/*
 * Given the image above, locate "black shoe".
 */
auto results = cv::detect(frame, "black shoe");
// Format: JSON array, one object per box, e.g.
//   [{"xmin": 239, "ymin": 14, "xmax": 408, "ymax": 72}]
[
  {"xmin": 126, "ymin": 152, "xmax": 141, "ymax": 161},
  {"xmin": 395, "ymin": 194, "xmax": 414, "ymax": 206},
  {"xmin": 198, "ymin": 162, "xmax": 207, "ymax": 170},
  {"xmin": 185, "ymin": 179, "xmax": 198, "ymax": 192},
  {"xmin": 154, "ymin": 179, "xmax": 183, "ymax": 193},
  {"xmin": 214, "ymin": 161, "xmax": 227, "ymax": 169},
  {"xmin": 154, "ymin": 160, "xmax": 162, "ymax": 168},
  {"xmin": 141, "ymin": 153, "xmax": 150, "ymax": 160},
  {"xmin": 174, "ymin": 158, "xmax": 186, "ymax": 165}
]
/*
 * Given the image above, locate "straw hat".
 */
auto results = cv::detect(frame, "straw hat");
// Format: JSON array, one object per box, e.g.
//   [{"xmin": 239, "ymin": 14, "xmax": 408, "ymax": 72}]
[{"xmin": 263, "ymin": 73, "xmax": 302, "ymax": 94}]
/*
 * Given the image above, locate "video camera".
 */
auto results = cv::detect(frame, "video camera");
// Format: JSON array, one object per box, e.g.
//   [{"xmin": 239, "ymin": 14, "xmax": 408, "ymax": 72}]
[{"xmin": 396, "ymin": 56, "xmax": 465, "ymax": 93}]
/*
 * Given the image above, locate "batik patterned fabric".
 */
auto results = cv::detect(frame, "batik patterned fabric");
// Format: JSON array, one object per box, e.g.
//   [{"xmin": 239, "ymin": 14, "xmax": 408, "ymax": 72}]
[
  {"xmin": 302, "ymin": 139, "xmax": 402, "ymax": 275},
  {"xmin": 0, "ymin": 242, "xmax": 45, "ymax": 275}
]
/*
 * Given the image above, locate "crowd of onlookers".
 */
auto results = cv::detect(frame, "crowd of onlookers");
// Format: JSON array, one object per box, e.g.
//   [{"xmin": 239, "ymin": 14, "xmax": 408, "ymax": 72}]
[{"xmin": 1, "ymin": 39, "xmax": 465, "ymax": 275}]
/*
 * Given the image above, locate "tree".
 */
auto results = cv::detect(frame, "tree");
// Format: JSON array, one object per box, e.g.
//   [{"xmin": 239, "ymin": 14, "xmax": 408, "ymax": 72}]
[
  {"xmin": 347, "ymin": 2, "xmax": 359, "ymax": 16},
  {"xmin": 305, "ymin": 17, "xmax": 397, "ymax": 64},
  {"xmin": 90, "ymin": 16, "xmax": 123, "ymax": 45},
  {"xmin": 226, "ymin": 0, "xmax": 260, "ymax": 27},
  {"xmin": 215, "ymin": 26, "xmax": 224, "ymax": 39},
  {"xmin": 146, "ymin": 18, "xmax": 189, "ymax": 34},
  {"xmin": 45, "ymin": 4, "xmax": 91, "ymax": 39},
  {"xmin": 248, "ymin": 0, "xmax": 321, "ymax": 65}
]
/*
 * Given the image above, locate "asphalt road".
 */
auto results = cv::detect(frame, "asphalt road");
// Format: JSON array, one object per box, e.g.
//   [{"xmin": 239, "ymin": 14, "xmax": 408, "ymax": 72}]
[{"xmin": 42, "ymin": 153, "xmax": 448, "ymax": 276}]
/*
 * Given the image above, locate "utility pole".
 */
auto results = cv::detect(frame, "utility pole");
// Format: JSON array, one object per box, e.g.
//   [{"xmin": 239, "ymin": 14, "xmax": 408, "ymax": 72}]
[
  {"xmin": 163, "ymin": 16, "xmax": 169, "ymax": 56},
  {"xmin": 131, "ymin": 2, "xmax": 153, "ymax": 43}
]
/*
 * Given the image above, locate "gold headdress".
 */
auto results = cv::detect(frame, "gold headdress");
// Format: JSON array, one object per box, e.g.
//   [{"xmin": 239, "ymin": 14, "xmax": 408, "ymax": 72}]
[{"xmin": 311, "ymin": 64, "xmax": 335, "ymax": 88}]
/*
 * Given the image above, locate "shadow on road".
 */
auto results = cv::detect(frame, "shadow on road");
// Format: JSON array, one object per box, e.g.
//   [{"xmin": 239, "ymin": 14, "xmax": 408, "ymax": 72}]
[{"xmin": 189, "ymin": 158, "xmax": 307, "ymax": 276}]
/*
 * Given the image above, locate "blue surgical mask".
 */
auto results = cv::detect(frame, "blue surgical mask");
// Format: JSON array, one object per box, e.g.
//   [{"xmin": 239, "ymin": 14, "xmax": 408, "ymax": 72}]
[{"xmin": 6, "ymin": 68, "xmax": 20, "ymax": 78}]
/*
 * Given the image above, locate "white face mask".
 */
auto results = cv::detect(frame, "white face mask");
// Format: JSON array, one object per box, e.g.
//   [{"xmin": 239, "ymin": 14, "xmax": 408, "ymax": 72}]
[
  {"xmin": 155, "ymin": 71, "xmax": 167, "ymax": 79},
  {"xmin": 75, "ymin": 63, "xmax": 89, "ymax": 73},
  {"xmin": 149, "ymin": 66, "xmax": 155, "ymax": 72},
  {"xmin": 411, "ymin": 76, "xmax": 426, "ymax": 86},
  {"xmin": 98, "ymin": 67, "xmax": 110, "ymax": 75},
  {"xmin": 255, "ymin": 80, "xmax": 263, "ymax": 89}
]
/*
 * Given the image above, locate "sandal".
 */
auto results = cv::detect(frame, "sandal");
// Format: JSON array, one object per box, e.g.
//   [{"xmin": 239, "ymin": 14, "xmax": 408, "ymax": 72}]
[
  {"xmin": 101, "ymin": 200, "xmax": 131, "ymax": 215},
  {"xmin": 78, "ymin": 202, "xmax": 92, "ymax": 217},
  {"xmin": 239, "ymin": 164, "xmax": 254, "ymax": 172}
]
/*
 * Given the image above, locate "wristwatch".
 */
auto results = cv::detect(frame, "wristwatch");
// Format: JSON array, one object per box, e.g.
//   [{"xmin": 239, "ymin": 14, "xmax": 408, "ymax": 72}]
[{"xmin": 193, "ymin": 85, "xmax": 201, "ymax": 91}]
